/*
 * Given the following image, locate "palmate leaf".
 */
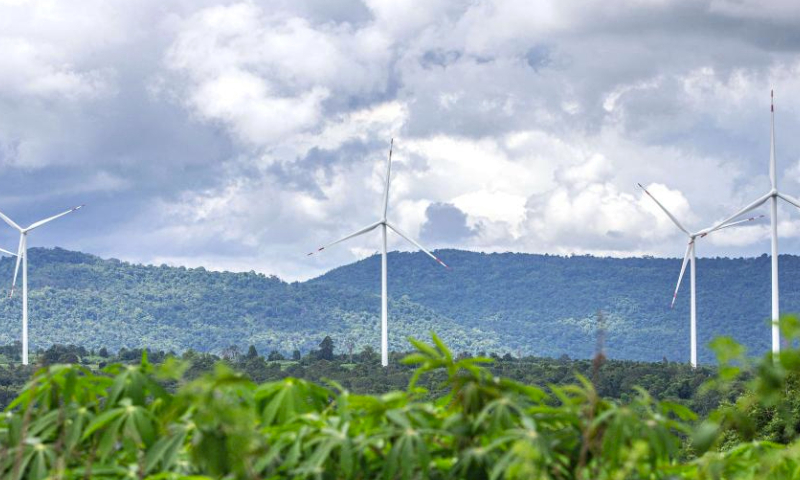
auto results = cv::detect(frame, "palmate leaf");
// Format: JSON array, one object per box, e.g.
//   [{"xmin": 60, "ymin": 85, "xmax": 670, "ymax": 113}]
[
  {"xmin": 485, "ymin": 416, "xmax": 561, "ymax": 480},
  {"xmin": 103, "ymin": 360, "xmax": 169, "ymax": 411},
  {"xmin": 3, "ymin": 438, "xmax": 60, "ymax": 480},
  {"xmin": 474, "ymin": 396, "xmax": 526, "ymax": 434},
  {"xmin": 382, "ymin": 427, "xmax": 431, "ymax": 480},
  {"xmin": 144, "ymin": 427, "xmax": 190, "ymax": 474},
  {"xmin": 26, "ymin": 409, "xmax": 60, "ymax": 440},
  {"xmin": 82, "ymin": 407, "xmax": 126, "ymax": 439},
  {"xmin": 292, "ymin": 418, "xmax": 357, "ymax": 479},
  {"xmin": 81, "ymin": 397, "xmax": 158, "ymax": 464},
  {"xmin": 378, "ymin": 401, "xmax": 452, "ymax": 480},
  {"xmin": 97, "ymin": 413, "xmax": 127, "ymax": 459},
  {"xmin": 65, "ymin": 404, "xmax": 93, "ymax": 452},
  {"xmin": 255, "ymin": 378, "xmax": 331, "ymax": 426}
]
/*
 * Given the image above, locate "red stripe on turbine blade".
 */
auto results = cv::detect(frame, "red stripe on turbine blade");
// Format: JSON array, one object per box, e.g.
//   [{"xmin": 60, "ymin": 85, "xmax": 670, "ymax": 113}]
[{"xmin": 436, "ymin": 258, "xmax": 450, "ymax": 269}]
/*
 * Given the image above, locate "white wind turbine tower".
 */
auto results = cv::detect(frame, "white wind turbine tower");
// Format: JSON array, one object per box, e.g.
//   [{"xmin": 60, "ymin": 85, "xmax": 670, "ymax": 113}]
[
  {"xmin": 638, "ymin": 183, "xmax": 762, "ymax": 367},
  {"xmin": 0, "ymin": 205, "xmax": 84, "ymax": 365},
  {"xmin": 307, "ymin": 139, "xmax": 450, "ymax": 367},
  {"xmin": 700, "ymin": 91, "xmax": 800, "ymax": 357}
]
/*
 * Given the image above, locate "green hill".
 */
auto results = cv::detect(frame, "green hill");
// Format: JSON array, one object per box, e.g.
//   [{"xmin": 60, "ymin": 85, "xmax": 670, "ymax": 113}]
[{"xmin": 0, "ymin": 247, "xmax": 793, "ymax": 363}]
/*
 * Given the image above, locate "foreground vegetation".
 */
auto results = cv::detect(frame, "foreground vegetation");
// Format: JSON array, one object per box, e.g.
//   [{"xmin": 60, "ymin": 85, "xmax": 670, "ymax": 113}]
[
  {"xmin": 0, "ymin": 339, "xmax": 720, "ymax": 414},
  {"xmin": 4, "ymin": 324, "xmax": 800, "ymax": 478}
]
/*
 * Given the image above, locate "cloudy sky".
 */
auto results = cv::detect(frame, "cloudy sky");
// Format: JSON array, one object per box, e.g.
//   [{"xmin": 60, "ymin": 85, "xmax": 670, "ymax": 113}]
[{"xmin": 1, "ymin": 0, "xmax": 800, "ymax": 280}]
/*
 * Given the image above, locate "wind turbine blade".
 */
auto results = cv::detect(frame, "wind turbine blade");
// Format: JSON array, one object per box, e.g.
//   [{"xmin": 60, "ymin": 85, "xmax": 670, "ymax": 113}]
[
  {"xmin": 307, "ymin": 221, "xmax": 382, "ymax": 256},
  {"xmin": 0, "ymin": 210, "xmax": 22, "ymax": 232},
  {"xmin": 778, "ymin": 192, "xmax": 800, "ymax": 210},
  {"xmin": 382, "ymin": 139, "xmax": 393, "ymax": 219},
  {"xmin": 711, "ymin": 214, "xmax": 766, "ymax": 232},
  {"xmin": 0, "ymin": 247, "xmax": 16, "ymax": 257},
  {"xmin": 637, "ymin": 183, "xmax": 690, "ymax": 235},
  {"xmin": 10, "ymin": 236, "xmax": 22, "ymax": 298},
  {"xmin": 25, "ymin": 205, "xmax": 84, "ymax": 232},
  {"xmin": 671, "ymin": 242, "xmax": 692, "ymax": 309},
  {"xmin": 770, "ymin": 90, "xmax": 777, "ymax": 190},
  {"xmin": 385, "ymin": 221, "xmax": 449, "ymax": 269},
  {"xmin": 700, "ymin": 192, "xmax": 771, "ymax": 235}
]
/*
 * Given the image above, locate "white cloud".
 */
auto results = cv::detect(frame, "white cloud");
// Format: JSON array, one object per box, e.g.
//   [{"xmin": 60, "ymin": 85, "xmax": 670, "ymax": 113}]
[
  {"xmin": 189, "ymin": 71, "xmax": 329, "ymax": 145},
  {"xmin": 162, "ymin": 2, "xmax": 392, "ymax": 149},
  {"xmin": 2, "ymin": 0, "xmax": 800, "ymax": 279},
  {"xmin": 0, "ymin": 36, "xmax": 113, "ymax": 100},
  {"xmin": 638, "ymin": 183, "xmax": 696, "ymax": 233},
  {"xmin": 452, "ymin": 191, "xmax": 527, "ymax": 229}
]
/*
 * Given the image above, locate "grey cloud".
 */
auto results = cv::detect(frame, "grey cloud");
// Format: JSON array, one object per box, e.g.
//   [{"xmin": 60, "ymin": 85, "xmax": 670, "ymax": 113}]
[
  {"xmin": 270, "ymin": 0, "xmax": 373, "ymax": 25},
  {"xmin": 524, "ymin": 45, "xmax": 552, "ymax": 71},
  {"xmin": 2, "ymin": 0, "xmax": 800, "ymax": 281},
  {"xmin": 420, "ymin": 50, "xmax": 462, "ymax": 69},
  {"xmin": 268, "ymin": 140, "xmax": 378, "ymax": 197},
  {"xmin": 420, "ymin": 203, "xmax": 479, "ymax": 243}
]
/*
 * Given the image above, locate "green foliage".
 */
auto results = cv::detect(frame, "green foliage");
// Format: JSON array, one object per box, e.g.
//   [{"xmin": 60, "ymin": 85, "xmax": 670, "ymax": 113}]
[
  {"xmin": 5, "ymin": 330, "xmax": 800, "ymax": 479},
  {"xmin": 1, "ymin": 248, "xmax": 799, "ymax": 362},
  {"xmin": 318, "ymin": 336, "xmax": 335, "ymax": 361},
  {"xmin": 0, "ymin": 339, "xmax": 723, "ymax": 417},
  {"xmin": 317, "ymin": 250, "xmax": 800, "ymax": 362}
]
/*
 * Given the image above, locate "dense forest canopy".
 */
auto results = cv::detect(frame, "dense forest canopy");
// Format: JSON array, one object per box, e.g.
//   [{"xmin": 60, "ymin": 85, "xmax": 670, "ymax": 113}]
[{"xmin": 0, "ymin": 247, "xmax": 795, "ymax": 363}]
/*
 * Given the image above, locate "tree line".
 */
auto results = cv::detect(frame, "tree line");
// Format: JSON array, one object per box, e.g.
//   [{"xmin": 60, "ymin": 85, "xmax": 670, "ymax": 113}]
[{"xmin": 0, "ymin": 335, "xmax": 725, "ymax": 418}]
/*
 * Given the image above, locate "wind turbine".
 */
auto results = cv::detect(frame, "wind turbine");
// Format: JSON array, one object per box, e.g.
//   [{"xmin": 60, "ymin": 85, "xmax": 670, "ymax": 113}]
[
  {"xmin": 0, "ymin": 205, "xmax": 84, "ymax": 365},
  {"xmin": 700, "ymin": 91, "xmax": 800, "ymax": 357},
  {"xmin": 638, "ymin": 183, "xmax": 762, "ymax": 367},
  {"xmin": 307, "ymin": 139, "xmax": 450, "ymax": 367}
]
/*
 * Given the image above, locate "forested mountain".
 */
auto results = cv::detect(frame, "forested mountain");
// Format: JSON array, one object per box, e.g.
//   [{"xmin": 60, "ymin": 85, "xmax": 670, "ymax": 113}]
[{"xmin": 0, "ymin": 247, "xmax": 795, "ymax": 363}]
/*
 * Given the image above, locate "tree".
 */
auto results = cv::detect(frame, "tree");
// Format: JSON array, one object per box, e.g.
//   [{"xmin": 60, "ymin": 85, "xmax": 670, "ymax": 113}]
[
  {"xmin": 221, "ymin": 345, "xmax": 241, "ymax": 362},
  {"xmin": 98, "ymin": 347, "xmax": 109, "ymax": 358},
  {"xmin": 318, "ymin": 336, "xmax": 335, "ymax": 361},
  {"xmin": 267, "ymin": 350, "xmax": 285, "ymax": 361},
  {"xmin": 246, "ymin": 345, "xmax": 258, "ymax": 359},
  {"xmin": 359, "ymin": 345, "xmax": 378, "ymax": 363},
  {"xmin": 292, "ymin": 349, "xmax": 301, "ymax": 361}
]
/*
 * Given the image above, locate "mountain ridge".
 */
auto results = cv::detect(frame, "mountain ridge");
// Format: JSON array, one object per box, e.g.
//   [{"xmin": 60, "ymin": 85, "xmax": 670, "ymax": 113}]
[{"xmin": 0, "ymin": 247, "xmax": 794, "ymax": 363}]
